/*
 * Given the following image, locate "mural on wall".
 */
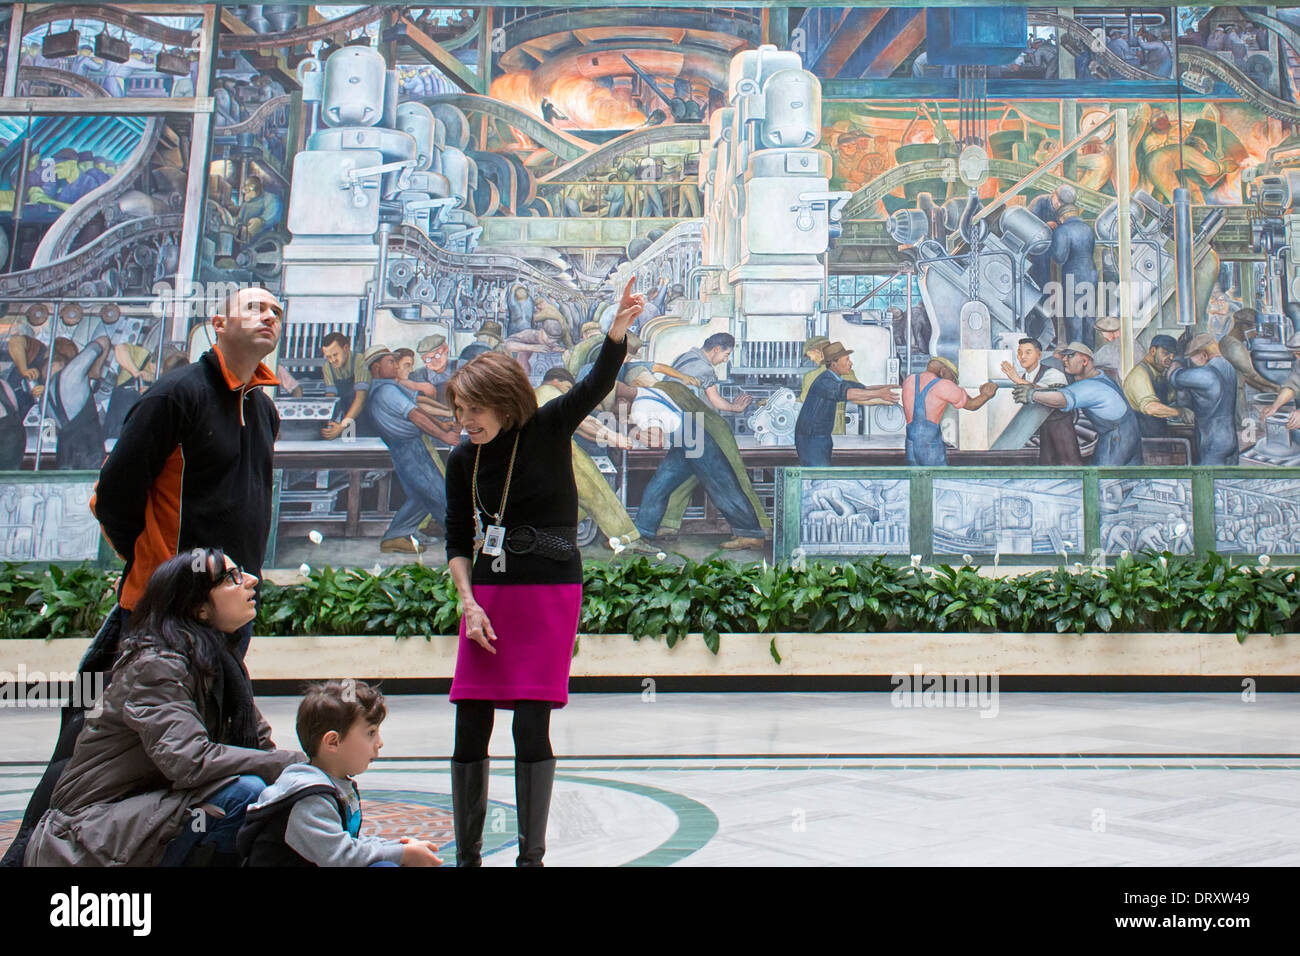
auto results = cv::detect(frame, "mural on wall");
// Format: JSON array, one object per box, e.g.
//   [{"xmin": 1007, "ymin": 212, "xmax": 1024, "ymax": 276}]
[
  {"xmin": 1213, "ymin": 476, "xmax": 1300, "ymax": 553},
  {"xmin": 798, "ymin": 477, "xmax": 910, "ymax": 554},
  {"xmin": 1098, "ymin": 476, "xmax": 1194, "ymax": 554},
  {"xmin": 932, "ymin": 476, "xmax": 1085, "ymax": 556},
  {"xmin": 0, "ymin": 478, "xmax": 101, "ymax": 561},
  {"xmin": 4, "ymin": 4, "xmax": 1300, "ymax": 568}
]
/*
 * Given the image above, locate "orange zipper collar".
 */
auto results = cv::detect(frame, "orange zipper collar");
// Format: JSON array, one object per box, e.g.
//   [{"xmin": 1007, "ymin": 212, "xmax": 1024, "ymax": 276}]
[{"xmin": 212, "ymin": 346, "xmax": 279, "ymax": 391}]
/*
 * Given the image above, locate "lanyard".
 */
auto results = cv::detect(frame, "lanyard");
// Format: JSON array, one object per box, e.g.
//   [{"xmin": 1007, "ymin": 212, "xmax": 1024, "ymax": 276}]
[{"xmin": 472, "ymin": 432, "xmax": 520, "ymax": 528}]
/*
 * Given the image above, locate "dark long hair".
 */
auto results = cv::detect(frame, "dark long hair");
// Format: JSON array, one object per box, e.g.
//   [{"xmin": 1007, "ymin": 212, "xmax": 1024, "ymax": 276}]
[{"xmin": 121, "ymin": 548, "xmax": 260, "ymax": 747}]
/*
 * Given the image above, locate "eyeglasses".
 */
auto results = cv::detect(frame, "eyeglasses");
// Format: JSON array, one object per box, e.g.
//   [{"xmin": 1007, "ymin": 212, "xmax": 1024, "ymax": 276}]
[{"xmin": 216, "ymin": 565, "xmax": 247, "ymax": 587}]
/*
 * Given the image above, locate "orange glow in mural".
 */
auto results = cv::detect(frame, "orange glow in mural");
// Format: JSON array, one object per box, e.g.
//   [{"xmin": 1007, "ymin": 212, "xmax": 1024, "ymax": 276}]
[{"xmin": 490, "ymin": 70, "xmax": 646, "ymax": 130}]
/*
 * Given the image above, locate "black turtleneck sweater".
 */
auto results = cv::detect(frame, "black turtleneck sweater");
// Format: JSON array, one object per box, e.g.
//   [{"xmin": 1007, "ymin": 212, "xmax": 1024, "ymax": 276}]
[{"xmin": 445, "ymin": 333, "xmax": 627, "ymax": 584}]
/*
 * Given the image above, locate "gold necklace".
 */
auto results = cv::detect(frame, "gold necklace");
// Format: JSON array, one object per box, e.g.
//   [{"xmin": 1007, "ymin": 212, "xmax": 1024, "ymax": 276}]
[{"xmin": 471, "ymin": 432, "xmax": 520, "ymax": 550}]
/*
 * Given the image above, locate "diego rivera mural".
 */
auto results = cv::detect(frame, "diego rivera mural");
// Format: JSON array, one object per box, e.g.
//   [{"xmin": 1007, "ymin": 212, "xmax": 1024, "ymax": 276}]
[{"xmin": 5, "ymin": 3, "xmax": 1300, "ymax": 567}]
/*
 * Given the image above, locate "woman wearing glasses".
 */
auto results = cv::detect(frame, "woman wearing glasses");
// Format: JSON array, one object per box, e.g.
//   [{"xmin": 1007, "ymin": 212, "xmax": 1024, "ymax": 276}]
[{"xmin": 24, "ymin": 548, "xmax": 302, "ymax": 867}]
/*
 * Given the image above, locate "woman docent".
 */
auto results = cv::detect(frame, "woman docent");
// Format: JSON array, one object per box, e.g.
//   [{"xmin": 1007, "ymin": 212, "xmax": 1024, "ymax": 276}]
[{"xmin": 443, "ymin": 280, "xmax": 643, "ymax": 866}]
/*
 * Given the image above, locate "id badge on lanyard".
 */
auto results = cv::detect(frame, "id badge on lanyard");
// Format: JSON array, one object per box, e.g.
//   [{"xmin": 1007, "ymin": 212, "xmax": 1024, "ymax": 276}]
[{"xmin": 482, "ymin": 523, "xmax": 506, "ymax": 557}]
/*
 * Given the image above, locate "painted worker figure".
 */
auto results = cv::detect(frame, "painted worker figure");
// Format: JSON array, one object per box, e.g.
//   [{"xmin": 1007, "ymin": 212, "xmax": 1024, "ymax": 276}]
[
  {"xmin": 0, "ymin": 377, "xmax": 26, "ymax": 469},
  {"xmin": 235, "ymin": 177, "xmax": 282, "ymax": 242},
  {"xmin": 799, "ymin": 335, "xmax": 853, "ymax": 437},
  {"xmin": 1135, "ymin": 27, "xmax": 1174, "ymax": 77},
  {"xmin": 794, "ymin": 342, "xmax": 900, "ymax": 466},
  {"xmin": 28, "ymin": 148, "xmax": 103, "ymax": 211},
  {"xmin": 627, "ymin": 367, "xmax": 767, "ymax": 551},
  {"xmin": 48, "ymin": 337, "xmax": 113, "ymax": 470},
  {"xmin": 408, "ymin": 334, "xmax": 453, "ymax": 393},
  {"xmin": 474, "ymin": 320, "xmax": 506, "ymax": 353},
  {"xmin": 901, "ymin": 357, "xmax": 997, "ymax": 466},
  {"xmin": 887, "ymin": 306, "xmax": 933, "ymax": 357},
  {"xmin": 320, "ymin": 331, "xmax": 371, "ymax": 439},
  {"xmin": 634, "ymin": 370, "xmax": 773, "ymax": 546},
  {"xmin": 1028, "ymin": 187, "xmax": 1065, "ymax": 289},
  {"xmin": 505, "ymin": 285, "xmax": 534, "ymax": 337},
  {"xmin": 535, "ymin": 366, "xmax": 639, "ymax": 549},
  {"xmin": 1167, "ymin": 333, "xmax": 1240, "ymax": 465},
  {"xmin": 1018, "ymin": 342, "xmax": 1141, "ymax": 465},
  {"xmin": 1091, "ymin": 315, "xmax": 1123, "ymax": 378},
  {"xmin": 566, "ymin": 321, "xmax": 606, "ymax": 376},
  {"xmin": 1050, "ymin": 197, "xmax": 1099, "ymax": 347},
  {"xmin": 1217, "ymin": 308, "xmax": 1276, "ymax": 428},
  {"xmin": 1001, "ymin": 337, "xmax": 1081, "ymax": 465},
  {"xmin": 363, "ymin": 345, "xmax": 461, "ymax": 553},
  {"xmin": 1122, "ymin": 334, "xmax": 1183, "ymax": 437},
  {"xmin": 1258, "ymin": 331, "xmax": 1300, "ymax": 431},
  {"xmin": 671, "ymin": 333, "xmax": 754, "ymax": 414}
]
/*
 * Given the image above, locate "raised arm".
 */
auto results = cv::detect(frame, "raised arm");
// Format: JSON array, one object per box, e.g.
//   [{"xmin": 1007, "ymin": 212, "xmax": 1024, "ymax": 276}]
[{"xmin": 541, "ymin": 279, "xmax": 641, "ymax": 434}]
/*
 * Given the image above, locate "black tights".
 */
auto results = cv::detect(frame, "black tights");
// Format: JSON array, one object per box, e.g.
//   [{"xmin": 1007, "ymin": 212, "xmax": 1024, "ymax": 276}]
[{"xmin": 453, "ymin": 700, "xmax": 553, "ymax": 763}]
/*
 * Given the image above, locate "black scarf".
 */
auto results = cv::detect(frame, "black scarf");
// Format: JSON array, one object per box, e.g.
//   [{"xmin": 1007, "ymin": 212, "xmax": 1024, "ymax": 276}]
[{"xmin": 206, "ymin": 633, "xmax": 262, "ymax": 749}]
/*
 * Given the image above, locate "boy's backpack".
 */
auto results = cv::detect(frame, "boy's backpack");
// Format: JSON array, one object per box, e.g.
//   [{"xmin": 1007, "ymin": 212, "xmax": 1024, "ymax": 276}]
[{"xmin": 236, "ymin": 784, "xmax": 350, "ymax": 867}]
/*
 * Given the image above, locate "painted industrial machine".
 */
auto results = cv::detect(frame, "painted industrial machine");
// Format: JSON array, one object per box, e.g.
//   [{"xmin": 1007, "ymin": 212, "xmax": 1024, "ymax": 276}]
[
  {"xmin": 280, "ymin": 45, "xmax": 481, "ymax": 375},
  {"xmin": 1243, "ymin": 153, "xmax": 1300, "ymax": 465},
  {"xmin": 699, "ymin": 46, "xmax": 852, "ymax": 382}
]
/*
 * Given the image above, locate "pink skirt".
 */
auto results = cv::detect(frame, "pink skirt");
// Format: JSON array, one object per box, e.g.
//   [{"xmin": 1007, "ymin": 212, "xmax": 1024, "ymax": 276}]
[{"xmin": 449, "ymin": 583, "xmax": 583, "ymax": 708}]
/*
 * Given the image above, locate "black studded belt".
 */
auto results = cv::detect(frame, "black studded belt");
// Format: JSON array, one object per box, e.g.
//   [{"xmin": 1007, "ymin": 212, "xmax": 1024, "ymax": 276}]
[{"xmin": 504, "ymin": 525, "xmax": 578, "ymax": 560}]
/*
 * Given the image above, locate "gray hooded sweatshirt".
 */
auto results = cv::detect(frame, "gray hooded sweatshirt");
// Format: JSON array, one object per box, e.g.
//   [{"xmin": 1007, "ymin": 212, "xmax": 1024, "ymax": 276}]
[{"xmin": 246, "ymin": 762, "xmax": 405, "ymax": 866}]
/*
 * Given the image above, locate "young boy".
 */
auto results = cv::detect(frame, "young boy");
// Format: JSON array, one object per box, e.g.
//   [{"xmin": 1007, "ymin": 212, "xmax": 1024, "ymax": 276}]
[{"xmin": 238, "ymin": 680, "xmax": 442, "ymax": 866}]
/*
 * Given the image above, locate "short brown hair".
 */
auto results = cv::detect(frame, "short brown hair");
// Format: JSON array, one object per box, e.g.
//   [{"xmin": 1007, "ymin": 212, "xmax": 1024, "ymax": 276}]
[
  {"xmin": 445, "ymin": 351, "xmax": 537, "ymax": 431},
  {"xmin": 296, "ymin": 679, "xmax": 387, "ymax": 758}
]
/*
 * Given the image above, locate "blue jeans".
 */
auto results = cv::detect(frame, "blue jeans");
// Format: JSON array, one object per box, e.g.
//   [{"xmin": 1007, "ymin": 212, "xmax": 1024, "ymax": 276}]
[
  {"xmin": 385, "ymin": 437, "xmax": 448, "ymax": 541},
  {"xmin": 634, "ymin": 434, "xmax": 763, "ymax": 539},
  {"xmin": 160, "ymin": 774, "xmax": 266, "ymax": 866}
]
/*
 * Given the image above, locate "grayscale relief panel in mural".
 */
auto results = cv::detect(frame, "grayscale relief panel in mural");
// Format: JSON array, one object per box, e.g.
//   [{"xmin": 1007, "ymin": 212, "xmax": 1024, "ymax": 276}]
[
  {"xmin": 0, "ymin": 480, "xmax": 100, "ymax": 562},
  {"xmin": 799, "ymin": 478, "xmax": 909, "ymax": 554},
  {"xmin": 932, "ymin": 478, "xmax": 1084, "ymax": 556},
  {"xmin": 1214, "ymin": 478, "xmax": 1300, "ymax": 554},
  {"xmin": 1099, "ymin": 478, "xmax": 1194, "ymax": 555}
]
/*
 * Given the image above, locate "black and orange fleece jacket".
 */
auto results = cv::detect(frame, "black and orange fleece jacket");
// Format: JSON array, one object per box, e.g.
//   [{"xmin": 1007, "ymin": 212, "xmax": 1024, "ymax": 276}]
[{"xmin": 91, "ymin": 348, "xmax": 280, "ymax": 610}]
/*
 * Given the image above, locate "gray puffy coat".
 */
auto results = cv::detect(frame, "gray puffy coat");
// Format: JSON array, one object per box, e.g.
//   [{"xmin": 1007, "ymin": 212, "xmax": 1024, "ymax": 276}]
[{"xmin": 24, "ymin": 646, "xmax": 302, "ymax": 866}]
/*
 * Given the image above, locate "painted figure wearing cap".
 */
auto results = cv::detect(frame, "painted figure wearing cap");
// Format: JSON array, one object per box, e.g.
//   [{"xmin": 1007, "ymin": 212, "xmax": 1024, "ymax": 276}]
[
  {"xmin": 1091, "ymin": 315, "xmax": 1123, "ymax": 377},
  {"xmin": 1168, "ymin": 334, "xmax": 1239, "ymax": 465},
  {"xmin": 900, "ymin": 358, "xmax": 997, "ymax": 466},
  {"xmin": 565, "ymin": 321, "xmax": 606, "ymax": 375},
  {"xmin": 1018, "ymin": 342, "xmax": 1141, "ymax": 465},
  {"xmin": 475, "ymin": 320, "xmax": 505, "ymax": 351},
  {"xmin": 1122, "ymin": 335, "xmax": 1184, "ymax": 437},
  {"xmin": 30, "ymin": 148, "xmax": 105, "ymax": 211},
  {"xmin": 1259, "ymin": 332, "xmax": 1300, "ymax": 432},
  {"xmin": 794, "ymin": 342, "xmax": 900, "ymax": 466},
  {"xmin": 363, "ymin": 345, "xmax": 461, "ymax": 553},
  {"xmin": 1001, "ymin": 338, "xmax": 1081, "ymax": 465},
  {"xmin": 409, "ymin": 334, "xmax": 451, "ymax": 390}
]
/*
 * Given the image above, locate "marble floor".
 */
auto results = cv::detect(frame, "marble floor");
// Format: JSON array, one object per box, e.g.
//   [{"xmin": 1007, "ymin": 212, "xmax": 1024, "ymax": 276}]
[{"xmin": 3, "ymin": 692, "xmax": 1299, "ymax": 866}]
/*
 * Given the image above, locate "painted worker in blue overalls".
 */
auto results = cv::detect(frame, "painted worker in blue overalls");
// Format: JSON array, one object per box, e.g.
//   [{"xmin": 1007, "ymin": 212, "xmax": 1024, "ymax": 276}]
[{"xmin": 901, "ymin": 356, "xmax": 998, "ymax": 466}]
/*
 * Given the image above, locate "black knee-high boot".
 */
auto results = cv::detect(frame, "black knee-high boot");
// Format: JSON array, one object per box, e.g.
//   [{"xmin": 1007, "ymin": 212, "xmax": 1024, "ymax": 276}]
[
  {"xmin": 514, "ymin": 758, "xmax": 556, "ymax": 867},
  {"xmin": 451, "ymin": 758, "xmax": 490, "ymax": 867}
]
